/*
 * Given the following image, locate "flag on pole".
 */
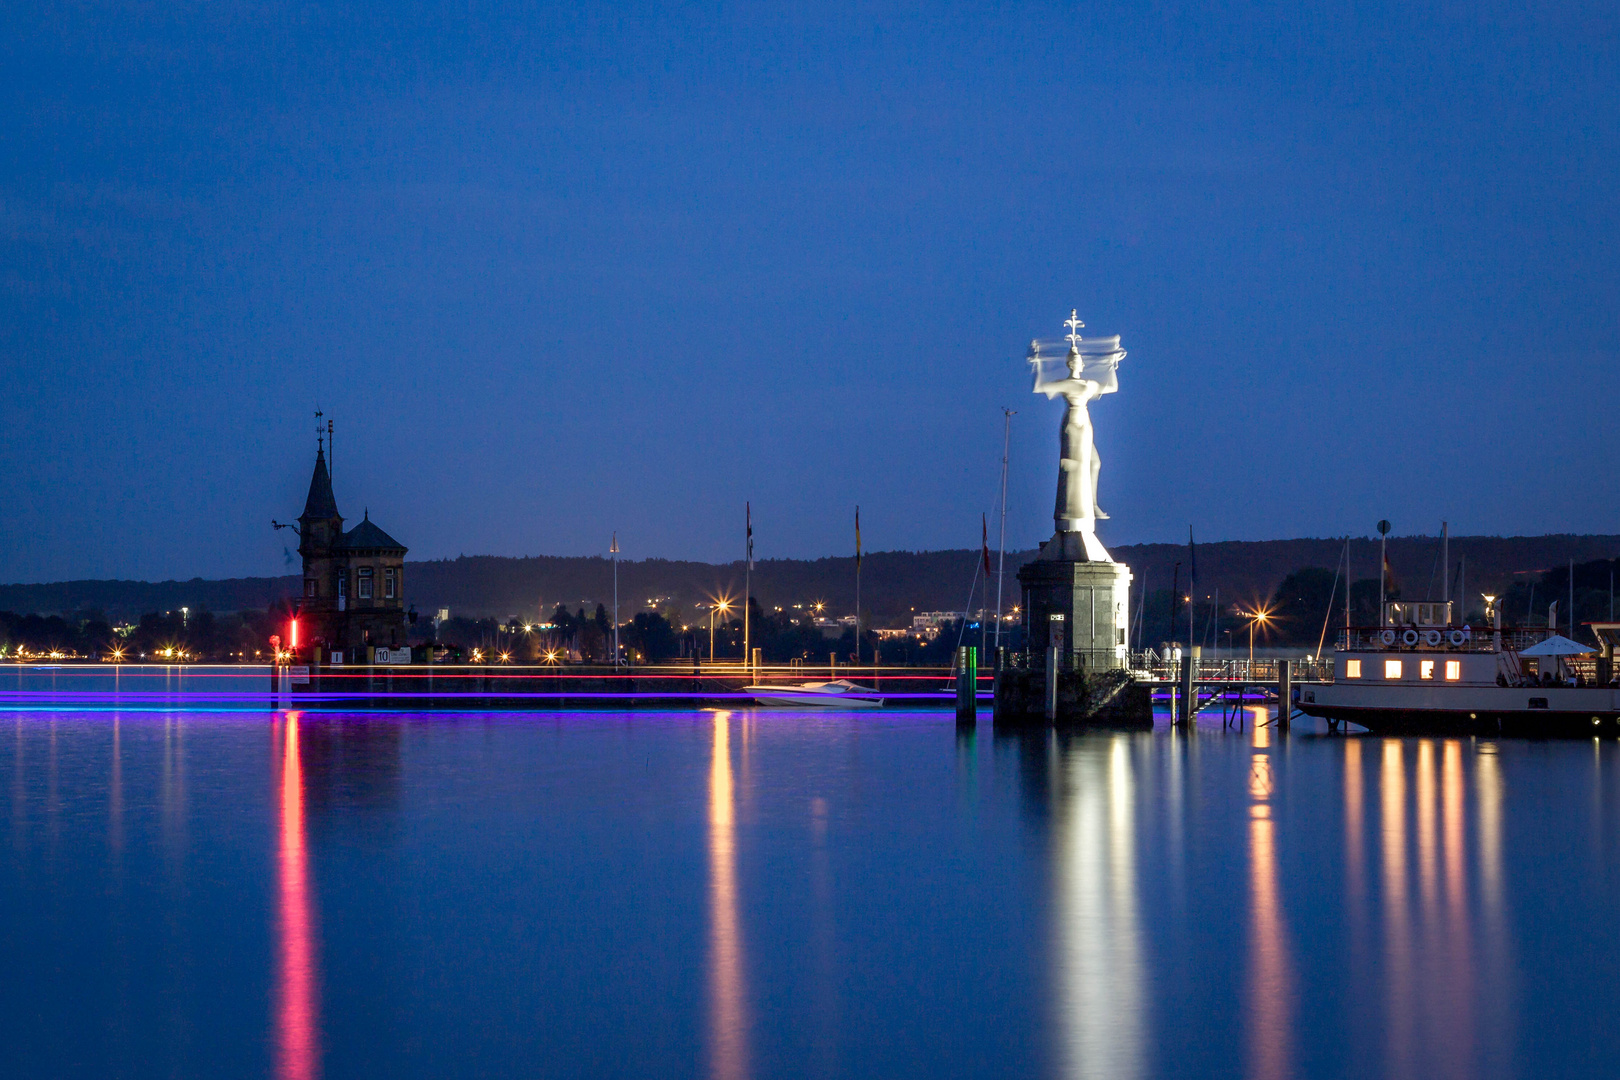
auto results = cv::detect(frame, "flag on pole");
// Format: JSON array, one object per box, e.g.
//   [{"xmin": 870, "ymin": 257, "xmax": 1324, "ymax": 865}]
[
  {"xmin": 982, "ymin": 514, "xmax": 993, "ymax": 578},
  {"xmin": 746, "ymin": 502, "xmax": 754, "ymax": 570},
  {"xmin": 855, "ymin": 507, "xmax": 862, "ymax": 568}
]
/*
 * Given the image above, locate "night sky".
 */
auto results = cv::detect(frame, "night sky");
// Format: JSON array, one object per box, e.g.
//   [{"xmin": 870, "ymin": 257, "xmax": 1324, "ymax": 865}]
[{"xmin": 3, "ymin": 2, "xmax": 1615, "ymax": 583}]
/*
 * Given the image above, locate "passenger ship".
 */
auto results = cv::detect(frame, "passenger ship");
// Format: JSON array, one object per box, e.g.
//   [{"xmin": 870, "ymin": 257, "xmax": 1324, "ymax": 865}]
[{"xmin": 1296, "ymin": 598, "xmax": 1620, "ymax": 737}]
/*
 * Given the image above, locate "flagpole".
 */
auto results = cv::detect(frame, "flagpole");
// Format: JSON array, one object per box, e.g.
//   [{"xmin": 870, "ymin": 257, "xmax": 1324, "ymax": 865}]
[
  {"xmin": 854, "ymin": 506, "xmax": 861, "ymax": 668},
  {"xmin": 744, "ymin": 503, "xmax": 752, "ymax": 673},
  {"xmin": 1378, "ymin": 520, "xmax": 1390, "ymax": 626},
  {"xmin": 611, "ymin": 532, "xmax": 619, "ymax": 668},
  {"xmin": 994, "ymin": 408, "xmax": 1013, "ymax": 654}
]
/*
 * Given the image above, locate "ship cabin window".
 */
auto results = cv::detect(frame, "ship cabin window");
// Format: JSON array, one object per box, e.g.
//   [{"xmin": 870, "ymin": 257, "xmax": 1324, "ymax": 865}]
[
  {"xmin": 1345, "ymin": 659, "xmax": 1362, "ymax": 678},
  {"xmin": 358, "ymin": 567, "xmax": 373, "ymax": 599},
  {"xmin": 1445, "ymin": 660, "xmax": 1461, "ymax": 681},
  {"xmin": 1384, "ymin": 659, "xmax": 1403, "ymax": 680},
  {"xmin": 1420, "ymin": 659, "xmax": 1435, "ymax": 680},
  {"xmin": 385, "ymin": 567, "xmax": 396, "ymax": 599}
]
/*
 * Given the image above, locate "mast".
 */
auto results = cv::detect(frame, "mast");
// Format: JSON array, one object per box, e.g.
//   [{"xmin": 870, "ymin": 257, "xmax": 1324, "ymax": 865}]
[
  {"xmin": 1441, "ymin": 521, "xmax": 1449, "ymax": 612},
  {"xmin": 611, "ymin": 533, "xmax": 619, "ymax": 667},
  {"xmin": 854, "ymin": 506, "xmax": 861, "ymax": 666},
  {"xmin": 993, "ymin": 408, "xmax": 1014, "ymax": 653}
]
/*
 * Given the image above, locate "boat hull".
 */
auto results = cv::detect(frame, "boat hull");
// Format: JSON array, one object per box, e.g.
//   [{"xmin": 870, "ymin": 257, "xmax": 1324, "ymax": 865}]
[
  {"xmin": 1298, "ymin": 682, "xmax": 1620, "ymax": 738},
  {"xmin": 743, "ymin": 684, "xmax": 884, "ymax": 708}
]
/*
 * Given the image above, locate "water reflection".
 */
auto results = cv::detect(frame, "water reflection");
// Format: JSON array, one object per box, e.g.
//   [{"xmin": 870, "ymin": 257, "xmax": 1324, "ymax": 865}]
[
  {"xmin": 1052, "ymin": 735, "xmax": 1146, "ymax": 1080},
  {"xmin": 1350, "ymin": 738, "xmax": 1511, "ymax": 1080},
  {"xmin": 276, "ymin": 712, "xmax": 320, "ymax": 1080},
  {"xmin": 1247, "ymin": 718, "xmax": 1291, "ymax": 1080},
  {"xmin": 708, "ymin": 711, "xmax": 748, "ymax": 1080}
]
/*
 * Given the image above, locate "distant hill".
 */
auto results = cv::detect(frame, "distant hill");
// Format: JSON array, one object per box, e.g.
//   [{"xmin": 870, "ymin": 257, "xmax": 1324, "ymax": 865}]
[{"xmin": 5, "ymin": 533, "xmax": 1618, "ymax": 625}]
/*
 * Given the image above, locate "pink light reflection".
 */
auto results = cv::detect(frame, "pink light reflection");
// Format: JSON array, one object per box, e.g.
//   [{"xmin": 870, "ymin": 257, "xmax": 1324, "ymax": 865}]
[{"xmin": 276, "ymin": 712, "xmax": 320, "ymax": 1080}]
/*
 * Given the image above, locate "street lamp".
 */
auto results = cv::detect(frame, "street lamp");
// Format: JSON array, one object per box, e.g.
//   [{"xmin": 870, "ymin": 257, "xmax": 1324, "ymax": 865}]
[
  {"xmin": 1247, "ymin": 606, "xmax": 1272, "ymax": 669},
  {"xmin": 710, "ymin": 598, "xmax": 733, "ymax": 662}
]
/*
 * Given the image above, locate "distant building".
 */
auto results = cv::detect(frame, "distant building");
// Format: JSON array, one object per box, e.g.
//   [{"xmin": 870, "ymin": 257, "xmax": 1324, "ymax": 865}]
[{"xmin": 285, "ymin": 441, "xmax": 408, "ymax": 661}]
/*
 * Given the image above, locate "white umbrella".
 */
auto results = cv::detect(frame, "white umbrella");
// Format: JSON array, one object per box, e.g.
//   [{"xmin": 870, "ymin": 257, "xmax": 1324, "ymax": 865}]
[{"xmin": 1518, "ymin": 635, "xmax": 1595, "ymax": 657}]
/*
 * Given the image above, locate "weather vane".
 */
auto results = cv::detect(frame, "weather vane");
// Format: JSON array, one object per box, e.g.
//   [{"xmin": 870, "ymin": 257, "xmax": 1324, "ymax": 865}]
[{"xmin": 1064, "ymin": 309, "xmax": 1084, "ymax": 349}]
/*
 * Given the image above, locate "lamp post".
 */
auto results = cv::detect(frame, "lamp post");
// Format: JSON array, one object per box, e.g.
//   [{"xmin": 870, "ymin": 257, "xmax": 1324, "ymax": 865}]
[
  {"xmin": 1247, "ymin": 607, "xmax": 1271, "ymax": 674},
  {"xmin": 709, "ymin": 599, "xmax": 732, "ymax": 662}
]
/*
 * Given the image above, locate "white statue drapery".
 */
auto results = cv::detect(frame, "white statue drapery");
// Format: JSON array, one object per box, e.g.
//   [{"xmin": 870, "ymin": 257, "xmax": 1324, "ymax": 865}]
[{"xmin": 1030, "ymin": 311, "xmax": 1125, "ymax": 562}]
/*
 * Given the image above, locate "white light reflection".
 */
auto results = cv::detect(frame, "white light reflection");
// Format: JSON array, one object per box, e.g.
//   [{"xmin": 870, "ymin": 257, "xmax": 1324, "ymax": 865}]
[{"xmin": 1054, "ymin": 736, "xmax": 1145, "ymax": 1080}]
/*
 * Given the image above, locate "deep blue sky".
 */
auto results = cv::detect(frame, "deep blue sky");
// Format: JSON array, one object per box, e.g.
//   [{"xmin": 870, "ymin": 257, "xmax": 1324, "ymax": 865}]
[{"xmin": 3, "ymin": 1, "xmax": 1616, "ymax": 582}]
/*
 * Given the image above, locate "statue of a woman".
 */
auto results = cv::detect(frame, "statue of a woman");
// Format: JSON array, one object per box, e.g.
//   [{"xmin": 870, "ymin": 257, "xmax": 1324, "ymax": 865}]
[{"xmin": 1030, "ymin": 319, "xmax": 1124, "ymax": 537}]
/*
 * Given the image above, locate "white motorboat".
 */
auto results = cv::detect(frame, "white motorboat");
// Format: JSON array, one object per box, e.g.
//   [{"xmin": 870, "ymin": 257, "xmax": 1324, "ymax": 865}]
[{"xmin": 744, "ymin": 679, "xmax": 884, "ymax": 708}]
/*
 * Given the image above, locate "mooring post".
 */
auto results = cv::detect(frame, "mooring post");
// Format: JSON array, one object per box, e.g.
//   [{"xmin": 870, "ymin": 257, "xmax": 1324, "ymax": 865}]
[
  {"xmin": 1277, "ymin": 658, "xmax": 1292, "ymax": 733},
  {"xmin": 1044, "ymin": 645, "xmax": 1059, "ymax": 721},
  {"xmin": 956, "ymin": 646, "xmax": 978, "ymax": 723},
  {"xmin": 1178, "ymin": 653, "xmax": 1194, "ymax": 727}
]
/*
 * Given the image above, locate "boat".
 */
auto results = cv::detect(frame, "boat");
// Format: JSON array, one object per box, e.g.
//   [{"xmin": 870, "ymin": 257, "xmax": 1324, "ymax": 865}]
[
  {"xmin": 1296, "ymin": 597, "xmax": 1620, "ymax": 737},
  {"xmin": 743, "ymin": 679, "xmax": 884, "ymax": 708}
]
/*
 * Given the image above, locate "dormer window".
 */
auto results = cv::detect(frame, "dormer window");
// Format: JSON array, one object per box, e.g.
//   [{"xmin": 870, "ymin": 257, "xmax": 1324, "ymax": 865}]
[{"xmin": 358, "ymin": 567, "xmax": 373, "ymax": 599}]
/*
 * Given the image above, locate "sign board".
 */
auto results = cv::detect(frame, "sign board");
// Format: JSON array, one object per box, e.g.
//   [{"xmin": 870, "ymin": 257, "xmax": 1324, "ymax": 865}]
[
  {"xmin": 290, "ymin": 666, "xmax": 310, "ymax": 685},
  {"xmin": 329, "ymin": 651, "xmax": 344, "ymax": 666},
  {"xmin": 1049, "ymin": 613, "xmax": 1065, "ymax": 621},
  {"xmin": 375, "ymin": 647, "xmax": 412, "ymax": 665}
]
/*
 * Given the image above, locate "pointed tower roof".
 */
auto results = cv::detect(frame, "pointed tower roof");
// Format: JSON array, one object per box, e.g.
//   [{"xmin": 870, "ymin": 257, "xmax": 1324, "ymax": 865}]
[{"xmin": 300, "ymin": 448, "xmax": 341, "ymax": 522}]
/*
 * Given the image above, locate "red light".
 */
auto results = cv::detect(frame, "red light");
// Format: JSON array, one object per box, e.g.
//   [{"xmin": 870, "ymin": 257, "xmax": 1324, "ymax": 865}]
[{"xmin": 289, "ymin": 619, "xmax": 299, "ymax": 650}]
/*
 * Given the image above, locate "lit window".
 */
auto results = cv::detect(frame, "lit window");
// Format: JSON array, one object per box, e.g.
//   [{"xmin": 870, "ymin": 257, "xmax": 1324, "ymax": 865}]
[
  {"xmin": 1420, "ymin": 660, "xmax": 1435, "ymax": 680},
  {"xmin": 358, "ymin": 567, "xmax": 373, "ymax": 599},
  {"xmin": 1445, "ymin": 660, "xmax": 1461, "ymax": 681},
  {"xmin": 385, "ymin": 567, "xmax": 396, "ymax": 599},
  {"xmin": 1345, "ymin": 659, "xmax": 1362, "ymax": 678},
  {"xmin": 1384, "ymin": 659, "xmax": 1403, "ymax": 679}
]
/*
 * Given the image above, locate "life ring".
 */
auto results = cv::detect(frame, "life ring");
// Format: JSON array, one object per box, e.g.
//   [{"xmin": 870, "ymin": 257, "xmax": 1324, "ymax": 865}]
[
  {"xmin": 1422, "ymin": 629, "xmax": 1442, "ymax": 647},
  {"xmin": 1401, "ymin": 628, "xmax": 1420, "ymax": 647},
  {"xmin": 1447, "ymin": 629, "xmax": 1466, "ymax": 647},
  {"xmin": 1379, "ymin": 629, "xmax": 1397, "ymax": 646}
]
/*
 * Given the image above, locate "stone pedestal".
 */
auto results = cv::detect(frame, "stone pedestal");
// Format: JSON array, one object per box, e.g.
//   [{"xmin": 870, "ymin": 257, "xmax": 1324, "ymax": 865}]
[
  {"xmin": 1016, "ymin": 532, "xmax": 1133, "ymax": 673},
  {"xmin": 993, "ymin": 530, "xmax": 1147, "ymax": 728}
]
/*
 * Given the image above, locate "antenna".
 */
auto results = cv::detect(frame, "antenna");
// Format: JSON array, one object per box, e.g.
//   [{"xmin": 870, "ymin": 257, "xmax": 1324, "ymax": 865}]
[{"xmin": 328, "ymin": 418, "xmax": 334, "ymax": 485}]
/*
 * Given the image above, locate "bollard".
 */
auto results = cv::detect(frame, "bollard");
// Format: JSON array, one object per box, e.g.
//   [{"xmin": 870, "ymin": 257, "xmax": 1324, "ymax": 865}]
[
  {"xmin": 1179, "ymin": 654, "xmax": 1194, "ymax": 727},
  {"xmin": 1045, "ymin": 645, "xmax": 1059, "ymax": 721},
  {"xmin": 956, "ymin": 646, "xmax": 977, "ymax": 724},
  {"xmin": 1277, "ymin": 658, "xmax": 1292, "ymax": 733}
]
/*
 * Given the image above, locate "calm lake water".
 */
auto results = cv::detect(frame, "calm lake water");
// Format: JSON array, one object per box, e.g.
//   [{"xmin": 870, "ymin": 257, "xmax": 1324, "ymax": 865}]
[{"xmin": 3, "ymin": 706, "xmax": 1619, "ymax": 1079}]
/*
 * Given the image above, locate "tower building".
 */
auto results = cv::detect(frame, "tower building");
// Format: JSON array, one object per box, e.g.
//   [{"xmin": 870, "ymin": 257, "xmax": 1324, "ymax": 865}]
[{"xmin": 280, "ymin": 429, "xmax": 408, "ymax": 661}]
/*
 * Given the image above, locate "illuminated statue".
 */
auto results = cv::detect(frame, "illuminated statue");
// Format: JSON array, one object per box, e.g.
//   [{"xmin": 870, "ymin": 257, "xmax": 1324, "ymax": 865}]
[{"xmin": 1030, "ymin": 310, "xmax": 1125, "ymax": 562}]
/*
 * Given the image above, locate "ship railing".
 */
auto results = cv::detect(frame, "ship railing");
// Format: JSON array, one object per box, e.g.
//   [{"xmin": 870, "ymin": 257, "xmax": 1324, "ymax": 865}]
[
  {"xmin": 1334, "ymin": 626, "xmax": 1551, "ymax": 653},
  {"xmin": 1126, "ymin": 653, "xmax": 1335, "ymax": 683}
]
